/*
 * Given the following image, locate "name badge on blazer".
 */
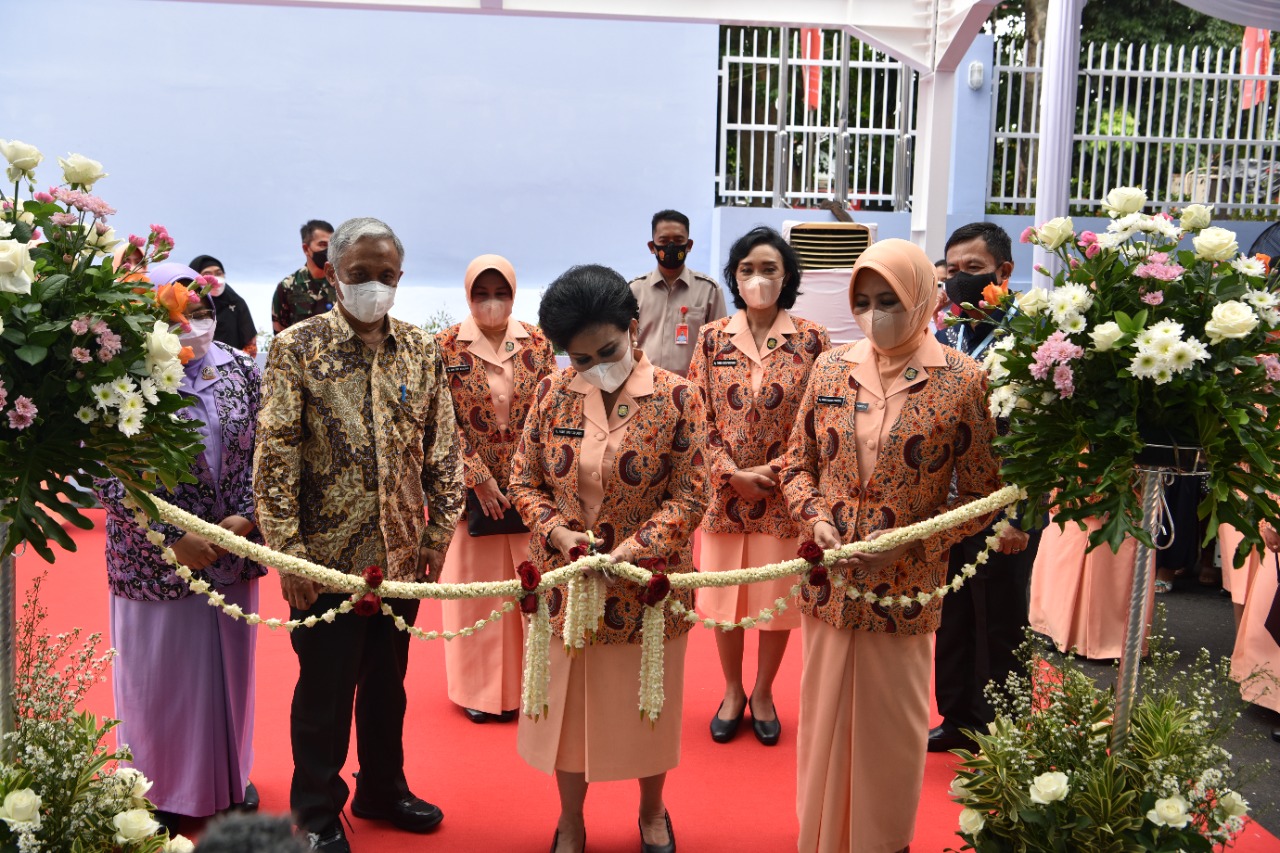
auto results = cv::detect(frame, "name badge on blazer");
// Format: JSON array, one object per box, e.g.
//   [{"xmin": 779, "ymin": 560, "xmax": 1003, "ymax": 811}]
[
  {"xmin": 817, "ymin": 395, "xmax": 846, "ymax": 406},
  {"xmin": 854, "ymin": 402, "xmax": 870, "ymax": 412},
  {"xmin": 712, "ymin": 358, "xmax": 739, "ymax": 367},
  {"xmin": 445, "ymin": 363, "xmax": 471, "ymax": 374},
  {"xmin": 553, "ymin": 427, "xmax": 586, "ymax": 438}
]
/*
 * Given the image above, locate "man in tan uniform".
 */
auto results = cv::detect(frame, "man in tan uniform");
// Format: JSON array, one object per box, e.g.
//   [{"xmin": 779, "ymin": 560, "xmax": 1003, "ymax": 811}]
[{"xmin": 629, "ymin": 209, "xmax": 727, "ymax": 377}]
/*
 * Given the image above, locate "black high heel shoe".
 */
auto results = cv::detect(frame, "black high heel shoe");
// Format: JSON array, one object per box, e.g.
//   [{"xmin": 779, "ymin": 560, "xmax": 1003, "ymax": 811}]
[
  {"xmin": 639, "ymin": 810, "xmax": 675, "ymax": 853},
  {"xmin": 748, "ymin": 695, "xmax": 781, "ymax": 746},
  {"xmin": 709, "ymin": 700, "xmax": 745, "ymax": 743}
]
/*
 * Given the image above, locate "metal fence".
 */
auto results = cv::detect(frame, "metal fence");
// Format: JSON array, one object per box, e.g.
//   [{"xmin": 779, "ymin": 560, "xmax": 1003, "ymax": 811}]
[
  {"xmin": 716, "ymin": 26, "xmax": 917, "ymax": 210},
  {"xmin": 990, "ymin": 40, "xmax": 1280, "ymax": 217}
]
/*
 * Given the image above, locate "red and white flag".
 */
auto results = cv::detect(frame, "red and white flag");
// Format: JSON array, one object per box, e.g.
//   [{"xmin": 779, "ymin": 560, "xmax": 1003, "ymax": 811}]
[{"xmin": 1241, "ymin": 27, "xmax": 1271, "ymax": 111}]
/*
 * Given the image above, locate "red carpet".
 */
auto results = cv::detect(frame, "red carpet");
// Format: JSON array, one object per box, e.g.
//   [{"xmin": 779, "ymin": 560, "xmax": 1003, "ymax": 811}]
[{"xmin": 16, "ymin": 511, "xmax": 1280, "ymax": 851}]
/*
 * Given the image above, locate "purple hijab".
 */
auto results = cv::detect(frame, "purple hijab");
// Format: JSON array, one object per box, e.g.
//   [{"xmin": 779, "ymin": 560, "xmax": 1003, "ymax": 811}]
[{"xmin": 149, "ymin": 263, "xmax": 236, "ymax": 480}]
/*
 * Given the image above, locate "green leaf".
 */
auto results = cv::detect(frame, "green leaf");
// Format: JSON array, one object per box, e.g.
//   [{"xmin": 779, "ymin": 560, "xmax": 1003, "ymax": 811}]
[{"xmin": 14, "ymin": 344, "xmax": 48, "ymax": 365}]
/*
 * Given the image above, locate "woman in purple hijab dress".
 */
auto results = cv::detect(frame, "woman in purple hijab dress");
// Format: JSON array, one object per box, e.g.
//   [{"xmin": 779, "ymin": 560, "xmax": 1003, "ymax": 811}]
[{"xmin": 95, "ymin": 263, "xmax": 264, "ymax": 834}]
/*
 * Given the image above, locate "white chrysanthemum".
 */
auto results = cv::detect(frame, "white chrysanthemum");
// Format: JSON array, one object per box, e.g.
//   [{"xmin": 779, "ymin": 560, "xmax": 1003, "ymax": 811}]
[
  {"xmin": 1095, "ymin": 229, "xmax": 1130, "ymax": 249},
  {"xmin": 74, "ymin": 407, "xmax": 96, "ymax": 424},
  {"xmin": 1148, "ymin": 319, "xmax": 1185, "ymax": 342},
  {"xmin": 1152, "ymin": 367, "xmax": 1174, "ymax": 385},
  {"xmin": 1061, "ymin": 313, "xmax": 1088, "ymax": 334},
  {"xmin": 989, "ymin": 384, "xmax": 1021, "ymax": 418},
  {"xmin": 91, "ymin": 382, "xmax": 118, "ymax": 410},
  {"xmin": 155, "ymin": 361, "xmax": 184, "ymax": 393},
  {"xmin": 117, "ymin": 410, "xmax": 144, "ymax": 437},
  {"xmin": 117, "ymin": 392, "xmax": 145, "ymax": 416},
  {"xmin": 1167, "ymin": 342, "xmax": 1199, "ymax": 372},
  {"xmin": 1232, "ymin": 256, "xmax": 1267, "ymax": 277},
  {"xmin": 1244, "ymin": 288, "xmax": 1278, "ymax": 309},
  {"xmin": 994, "ymin": 335, "xmax": 1016, "ymax": 352},
  {"xmin": 110, "ymin": 376, "xmax": 136, "ymax": 397},
  {"xmin": 983, "ymin": 350, "xmax": 1009, "ymax": 381},
  {"xmin": 1152, "ymin": 217, "xmax": 1182, "ymax": 240},
  {"xmin": 1130, "ymin": 351, "xmax": 1162, "ymax": 377},
  {"xmin": 137, "ymin": 377, "xmax": 160, "ymax": 405}
]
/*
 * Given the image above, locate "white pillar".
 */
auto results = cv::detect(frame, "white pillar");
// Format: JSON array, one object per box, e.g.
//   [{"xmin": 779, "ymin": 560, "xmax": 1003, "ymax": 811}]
[
  {"xmin": 1031, "ymin": 0, "xmax": 1087, "ymax": 277},
  {"xmin": 909, "ymin": 69, "xmax": 957, "ymax": 260}
]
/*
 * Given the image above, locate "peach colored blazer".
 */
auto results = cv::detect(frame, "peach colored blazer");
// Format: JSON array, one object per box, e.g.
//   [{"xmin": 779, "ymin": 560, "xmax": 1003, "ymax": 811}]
[
  {"xmin": 436, "ymin": 319, "xmax": 557, "ymax": 491},
  {"xmin": 780, "ymin": 341, "xmax": 1002, "ymax": 635},
  {"xmin": 687, "ymin": 310, "xmax": 830, "ymax": 537},
  {"xmin": 509, "ymin": 356, "xmax": 709, "ymax": 644}
]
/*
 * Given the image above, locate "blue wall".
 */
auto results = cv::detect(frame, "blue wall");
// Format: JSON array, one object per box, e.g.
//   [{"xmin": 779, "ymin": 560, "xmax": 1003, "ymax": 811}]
[{"xmin": 2, "ymin": 0, "xmax": 720, "ymax": 328}]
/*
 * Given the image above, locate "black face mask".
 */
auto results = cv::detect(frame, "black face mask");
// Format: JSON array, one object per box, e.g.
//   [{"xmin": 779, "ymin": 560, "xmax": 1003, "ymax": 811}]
[
  {"xmin": 945, "ymin": 270, "xmax": 998, "ymax": 308},
  {"xmin": 654, "ymin": 243, "xmax": 688, "ymax": 271},
  {"xmin": 310, "ymin": 248, "xmax": 328, "ymax": 270}
]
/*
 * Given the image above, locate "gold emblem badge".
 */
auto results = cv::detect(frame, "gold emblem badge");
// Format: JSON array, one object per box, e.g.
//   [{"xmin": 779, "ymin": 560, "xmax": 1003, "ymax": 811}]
[
  {"xmin": 766, "ymin": 337, "xmax": 777, "ymax": 349},
  {"xmin": 905, "ymin": 367, "xmax": 919, "ymax": 380},
  {"xmin": 617, "ymin": 405, "xmax": 630, "ymax": 418},
  {"xmin": 505, "ymin": 341, "xmax": 515, "ymax": 352},
  {"xmin": 201, "ymin": 366, "xmax": 217, "ymax": 381}
]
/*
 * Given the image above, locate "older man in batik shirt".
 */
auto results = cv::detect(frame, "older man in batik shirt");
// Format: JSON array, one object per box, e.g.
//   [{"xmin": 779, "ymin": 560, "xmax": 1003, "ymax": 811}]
[{"xmin": 254, "ymin": 217, "xmax": 463, "ymax": 853}]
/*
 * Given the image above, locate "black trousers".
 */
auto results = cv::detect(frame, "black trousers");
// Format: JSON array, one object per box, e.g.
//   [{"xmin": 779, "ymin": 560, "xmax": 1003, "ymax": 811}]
[
  {"xmin": 933, "ymin": 527, "xmax": 1041, "ymax": 732},
  {"xmin": 289, "ymin": 593, "xmax": 420, "ymax": 832}
]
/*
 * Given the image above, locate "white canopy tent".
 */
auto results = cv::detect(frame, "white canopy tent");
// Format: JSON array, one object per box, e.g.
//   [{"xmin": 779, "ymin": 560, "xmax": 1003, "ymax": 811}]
[{"xmin": 179, "ymin": 0, "xmax": 999, "ymax": 258}]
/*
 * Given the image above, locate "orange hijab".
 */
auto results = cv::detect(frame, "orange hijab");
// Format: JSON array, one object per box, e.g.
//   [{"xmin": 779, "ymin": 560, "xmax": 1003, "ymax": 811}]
[{"xmin": 849, "ymin": 238, "xmax": 937, "ymax": 386}]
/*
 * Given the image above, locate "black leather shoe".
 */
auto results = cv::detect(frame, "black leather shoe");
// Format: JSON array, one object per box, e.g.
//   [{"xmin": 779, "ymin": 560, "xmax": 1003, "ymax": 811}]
[
  {"xmin": 493, "ymin": 709, "xmax": 519, "ymax": 723},
  {"xmin": 351, "ymin": 793, "xmax": 444, "ymax": 833},
  {"xmin": 927, "ymin": 723, "xmax": 977, "ymax": 753},
  {"xmin": 639, "ymin": 810, "xmax": 676, "ymax": 853},
  {"xmin": 231, "ymin": 780, "xmax": 259, "ymax": 812},
  {"xmin": 306, "ymin": 820, "xmax": 351, "ymax": 853},
  {"xmin": 748, "ymin": 696, "xmax": 781, "ymax": 746},
  {"xmin": 709, "ymin": 701, "xmax": 744, "ymax": 743},
  {"xmin": 1272, "ymin": 728, "xmax": 1280, "ymax": 744},
  {"xmin": 463, "ymin": 707, "xmax": 489, "ymax": 724}
]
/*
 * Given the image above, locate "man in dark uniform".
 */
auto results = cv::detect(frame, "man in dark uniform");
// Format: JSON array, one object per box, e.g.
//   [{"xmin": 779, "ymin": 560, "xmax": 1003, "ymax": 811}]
[
  {"xmin": 628, "ymin": 209, "xmax": 727, "ymax": 377},
  {"xmin": 271, "ymin": 219, "xmax": 336, "ymax": 332},
  {"xmin": 930, "ymin": 221, "xmax": 1043, "ymax": 752}
]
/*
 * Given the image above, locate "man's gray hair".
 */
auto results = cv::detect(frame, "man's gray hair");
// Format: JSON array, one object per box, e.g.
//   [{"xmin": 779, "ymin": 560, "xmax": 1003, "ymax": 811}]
[{"xmin": 329, "ymin": 217, "xmax": 405, "ymax": 272}]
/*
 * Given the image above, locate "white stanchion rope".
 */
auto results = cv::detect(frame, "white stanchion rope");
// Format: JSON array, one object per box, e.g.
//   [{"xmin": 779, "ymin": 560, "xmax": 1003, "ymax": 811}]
[{"xmin": 127, "ymin": 483, "xmax": 1024, "ymax": 722}]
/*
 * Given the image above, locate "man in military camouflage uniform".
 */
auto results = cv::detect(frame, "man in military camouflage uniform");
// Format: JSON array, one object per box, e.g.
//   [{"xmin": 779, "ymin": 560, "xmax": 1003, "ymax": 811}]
[
  {"xmin": 629, "ymin": 209, "xmax": 727, "ymax": 377},
  {"xmin": 271, "ymin": 219, "xmax": 336, "ymax": 332}
]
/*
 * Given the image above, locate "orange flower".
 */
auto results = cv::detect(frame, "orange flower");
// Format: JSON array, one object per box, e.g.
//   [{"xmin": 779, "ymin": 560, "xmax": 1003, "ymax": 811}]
[
  {"xmin": 178, "ymin": 346, "xmax": 194, "ymax": 365},
  {"xmin": 1256, "ymin": 253, "xmax": 1272, "ymax": 273},
  {"xmin": 982, "ymin": 280, "xmax": 1009, "ymax": 306},
  {"xmin": 154, "ymin": 283, "xmax": 191, "ymax": 324}
]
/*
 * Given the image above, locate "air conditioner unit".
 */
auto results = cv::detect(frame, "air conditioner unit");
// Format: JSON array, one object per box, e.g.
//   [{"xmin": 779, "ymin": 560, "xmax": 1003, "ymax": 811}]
[
  {"xmin": 782, "ymin": 220, "xmax": 878, "ymax": 345},
  {"xmin": 784, "ymin": 221, "xmax": 876, "ymax": 270}
]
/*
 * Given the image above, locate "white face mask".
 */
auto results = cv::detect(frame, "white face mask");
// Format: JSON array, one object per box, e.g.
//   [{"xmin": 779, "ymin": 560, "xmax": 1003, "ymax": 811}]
[
  {"xmin": 181, "ymin": 317, "xmax": 217, "ymax": 360},
  {"xmin": 339, "ymin": 280, "xmax": 397, "ymax": 324},
  {"xmin": 738, "ymin": 275, "xmax": 783, "ymax": 310},
  {"xmin": 209, "ymin": 276, "xmax": 227, "ymax": 298},
  {"xmin": 472, "ymin": 298, "xmax": 511, "ymax": 331},
  {"xmin": 579, "ymin": 341, "xmax": 635, "ymax": 393}
]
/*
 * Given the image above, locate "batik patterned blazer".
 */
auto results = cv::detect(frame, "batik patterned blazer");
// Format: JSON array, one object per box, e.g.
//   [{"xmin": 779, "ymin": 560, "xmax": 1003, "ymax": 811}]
[
  {"xmin": 436, "ymin": 320, "xmax": 557, "ymax": 491},
  {"xmin": 780, "ymin": 342, "xmax": 1001, "ymax": 636},
  {"xmin": 686, "ymin": 311, "xmax": 830, "ymax": 537},
  {"xmin": 509, "ymin": 359, "xmax": 708, "ymax": 644}
]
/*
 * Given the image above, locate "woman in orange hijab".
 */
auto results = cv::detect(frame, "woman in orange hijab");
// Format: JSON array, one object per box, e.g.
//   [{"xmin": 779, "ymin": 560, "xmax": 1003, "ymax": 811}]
[
  {"xmin": 781, "ymin": 238, "xmax": 1002, "ymax": 853},
  {"xmin": 436, "ymin": 255, "xmax": 558, "ymax": 722}
]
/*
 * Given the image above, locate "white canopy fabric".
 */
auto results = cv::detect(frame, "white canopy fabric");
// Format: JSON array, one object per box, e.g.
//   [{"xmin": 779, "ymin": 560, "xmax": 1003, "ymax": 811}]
[{"xmin": 1171, "ymin": 0, "xmax": 1280, "ymax": 29}]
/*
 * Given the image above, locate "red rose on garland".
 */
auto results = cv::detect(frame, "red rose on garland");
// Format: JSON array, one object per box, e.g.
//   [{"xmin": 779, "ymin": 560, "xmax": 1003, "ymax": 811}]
[
  {"xmin": 363, "ymin": 565, "xmax": 384, "ymax": 589},
  {"xmin": 520, "ymin": 593, "xmax": 540, "ymax": 614},
  {"xmin": 798, "ymin": 541, "xmax": 825, "ymax": 565},
  {"xmin": 638, "ymin": 557, "xmax": 668, "ymax": 575},
  {"xmin": 808, "ymin": 566, "xmax": 829, "ymax": 587},
  {"xmin": 568, "ymin": 543, "xmax": 590, "ymax": 561},
  {"xmin": 354, "ymin": 591, "xmax": 382, "ymax": 617},
  {"xmin": 516, "ymin": 561, "xmax": 541, "ymax": 592},
  {"xmin": 641, "ymin": 574, "xmax": 671, "ymax": 607}
]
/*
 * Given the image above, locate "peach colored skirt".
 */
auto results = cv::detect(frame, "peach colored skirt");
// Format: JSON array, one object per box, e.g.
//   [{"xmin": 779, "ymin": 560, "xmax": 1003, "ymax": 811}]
[
  {"xmin": 518, "ymin": 633, "xmax": 688, "ymax": 782},
  {"xmin": 697, "ymin": 531, "xmax": 802, "ymax": 631},
  {"xmin": 796, "ymin": 616, "xmax": 931, "ymax": 853},
  {"xmin": 1232, "ymin": 545, "xmax": 1280, "ymax": 712},
  {"xmin": 1029, "ymin": 518, "xmax": 1152, "ymax": 660},
  {"xmin": 441, "ymin": 521, "xmax": 531, "ymax": 714},
  {"xmin": 1218, "ymin": 523, "xmax": 1263, "ymax": 607}
]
